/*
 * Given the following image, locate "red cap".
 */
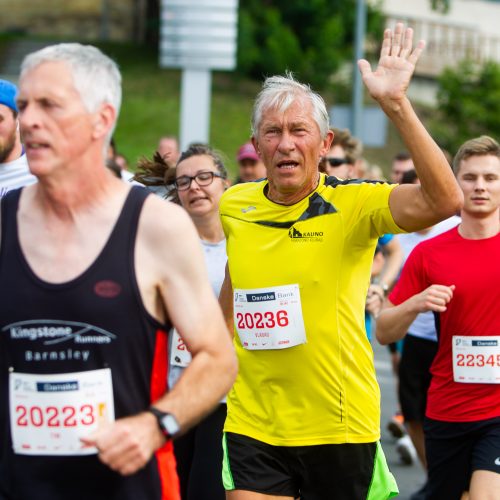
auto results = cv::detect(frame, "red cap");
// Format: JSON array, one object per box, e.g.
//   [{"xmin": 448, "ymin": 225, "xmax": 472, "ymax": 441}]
[{"xmin": 237, "ymin": 142, "xmax": 259, "ymax": 162}]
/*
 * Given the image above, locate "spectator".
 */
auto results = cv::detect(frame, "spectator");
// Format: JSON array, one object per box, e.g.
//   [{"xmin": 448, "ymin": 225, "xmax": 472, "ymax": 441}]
[
  {"xmin": 390, "ymin": 151, "xmax": 414, "ymax": 183},
  {"xmin": 235, "ymin": 142, "xmax": 266, "ymax": 183},
  {"xmin": 322, "ymin": 127, "xmax": 363, "ymax": 179},
  {"xmin": 0, "ymin": 78, "xmax": 36, "ymax": 197},
  {"xmin": 158, "ymin": 135, "xmax": 180, "ymax": 164}
]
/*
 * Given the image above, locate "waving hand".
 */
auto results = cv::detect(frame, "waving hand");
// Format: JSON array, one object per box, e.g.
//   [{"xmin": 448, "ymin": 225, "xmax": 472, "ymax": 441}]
[{"xmin": 358, "ymin": 23, "xmax": 425, "ymax": 106}]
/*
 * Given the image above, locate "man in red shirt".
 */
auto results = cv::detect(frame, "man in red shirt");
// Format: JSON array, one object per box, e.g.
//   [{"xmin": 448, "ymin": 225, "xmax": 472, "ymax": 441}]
[{"xmin": 376, "ymin": 135, "xmax": 500, "ymax": 499}]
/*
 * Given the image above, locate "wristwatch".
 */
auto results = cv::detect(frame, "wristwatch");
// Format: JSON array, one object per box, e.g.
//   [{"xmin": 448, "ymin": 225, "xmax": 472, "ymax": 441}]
[{"xmin": 147, "ymin": 406, "xmax": 180, "ymax": 440}]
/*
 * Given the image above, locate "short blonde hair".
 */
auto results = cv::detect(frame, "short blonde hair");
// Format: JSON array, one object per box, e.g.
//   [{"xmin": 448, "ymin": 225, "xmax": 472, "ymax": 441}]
[{"xmin": 453, "ymin": 136, "xmax": 499, "ymax": 174}]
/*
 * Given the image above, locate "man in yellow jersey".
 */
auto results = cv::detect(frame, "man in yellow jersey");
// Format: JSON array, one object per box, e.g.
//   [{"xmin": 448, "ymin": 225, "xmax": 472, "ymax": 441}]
[{"xmin": 219, "ymin": 23, "xmax": 463, "ymax": 500}]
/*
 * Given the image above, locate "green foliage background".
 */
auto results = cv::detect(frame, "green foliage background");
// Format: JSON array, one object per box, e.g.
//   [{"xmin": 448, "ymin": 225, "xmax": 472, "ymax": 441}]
[
  {"xmin": 430, "ymin": 60, "xmax": 500, "ymax": 154},
  {"xmin": 238, "ymin": 0, "xmax": 385, "ymax": 90},
  {"xmin": 2, "ymin": 0, "xmax": 497, "ymax": 180}
]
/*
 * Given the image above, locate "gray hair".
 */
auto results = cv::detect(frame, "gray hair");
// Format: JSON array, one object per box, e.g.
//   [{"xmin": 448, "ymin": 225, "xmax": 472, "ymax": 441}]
[
  {"xmin": 251, "ymin": 73, "xmax": 330, "ymax": 138},
  {"xmin": 20, "ymin": 43, "xmax": 122, "ymax": 145}
]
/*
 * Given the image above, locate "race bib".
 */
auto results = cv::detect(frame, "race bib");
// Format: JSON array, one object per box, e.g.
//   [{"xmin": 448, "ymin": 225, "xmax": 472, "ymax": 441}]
[
  {"xmin": 452, "ymin": 335, "xmax": 500, "ymax": 384},
  {"xmin": 9, "ymin": 368, "xmax": 115, "ymax": 456},
  {"xmin": 233, "ymin": 284, "xmax": 306, "ymax": 350},
  {"xmin": 170, "ymin": 328, "xmax": 192, "ymax": 368}
]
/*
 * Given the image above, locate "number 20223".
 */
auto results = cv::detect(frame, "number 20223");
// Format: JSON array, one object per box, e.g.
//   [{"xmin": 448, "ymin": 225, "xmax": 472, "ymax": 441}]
[
  {"xmin": 15, "ymin": 404, "xmax": 96, "ymax": 428},
  {"xmin": 236, "ymin": 310, "xmax": 289, "ymax": 329}
]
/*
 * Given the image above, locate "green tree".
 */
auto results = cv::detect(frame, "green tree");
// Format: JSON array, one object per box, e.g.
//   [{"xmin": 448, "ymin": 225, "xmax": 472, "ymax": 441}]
[
  {"xmin": 430, "ymin": 0, "xmax": 450, "ymax": 13},
  {"xmin": 237, "ymin": 0, "xmax": 384, "ymax": 90},
  {"xmin": 430, "ymin": 60, "xmax": 500, "ymax": 154}
]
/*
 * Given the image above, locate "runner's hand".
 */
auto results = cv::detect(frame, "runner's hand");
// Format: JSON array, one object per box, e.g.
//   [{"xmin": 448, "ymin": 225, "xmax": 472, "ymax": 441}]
[
  {"xmin": 357, "ymin": 23, "xmax": 425, "ymax": 106},
  {"xmin": 80, "ymin": 411, "xmax": 165, "ymax": 475},
  {"xmin": 409, "ymin": 284, "xmax": 455, "ymax": 314},
  {"xmin": 366, "ymin": 284, "xmax": 385, "ymax": 318}
]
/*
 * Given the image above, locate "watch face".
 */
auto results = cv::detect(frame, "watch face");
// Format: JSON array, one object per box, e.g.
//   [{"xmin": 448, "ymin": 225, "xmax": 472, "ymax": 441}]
[{"xmin": 160, "ymin": 413, "xmax": 180, "ymax": 436}]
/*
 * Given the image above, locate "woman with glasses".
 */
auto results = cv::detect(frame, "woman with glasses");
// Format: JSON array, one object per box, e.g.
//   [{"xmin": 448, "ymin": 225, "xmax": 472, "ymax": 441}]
[
  {"xmin": 134, "ymin": 144, "xmax": 230, "ymax": 498},
  {"xmin": 168, "ymin": 144, "xmax": 230, "ymax": 500}
]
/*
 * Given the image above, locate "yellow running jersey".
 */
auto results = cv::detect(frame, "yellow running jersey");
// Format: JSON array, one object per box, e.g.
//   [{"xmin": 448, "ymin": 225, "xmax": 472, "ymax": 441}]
[{"xmin": 220, "ymin": 173, "xmax": 402, "ymax": 446}]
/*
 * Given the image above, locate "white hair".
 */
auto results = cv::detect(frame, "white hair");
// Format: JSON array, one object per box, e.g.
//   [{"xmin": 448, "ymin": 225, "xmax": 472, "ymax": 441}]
[
  {"xmin": 251, "ymin": 72, "xmax": 330, "ymax": 138},
  {"xmin": 20, "ymin": 43, "xmax": 122, "ymax": 146}
]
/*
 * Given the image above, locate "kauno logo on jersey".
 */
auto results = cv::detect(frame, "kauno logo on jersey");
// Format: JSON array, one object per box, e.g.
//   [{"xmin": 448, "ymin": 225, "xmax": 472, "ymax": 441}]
[{"xmin": 288, "ymin": 226, "xmax": 324, "ymax": 243}]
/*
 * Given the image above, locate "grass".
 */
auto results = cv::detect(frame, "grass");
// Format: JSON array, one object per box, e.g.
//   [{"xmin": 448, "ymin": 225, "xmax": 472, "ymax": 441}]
[
  {"xmin": 90, "ymin": 41, "xmax": 262, "ymax": 177},
  {"xmin": 1, "ymin": 35, "xmax": 415, "ymax": 180}
]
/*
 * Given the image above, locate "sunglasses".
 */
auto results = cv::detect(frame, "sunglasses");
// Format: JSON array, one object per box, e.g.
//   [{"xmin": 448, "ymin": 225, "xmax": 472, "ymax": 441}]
[{"xmin": 325, "ymin": 157, "xmax": 349, "ymax": 167}]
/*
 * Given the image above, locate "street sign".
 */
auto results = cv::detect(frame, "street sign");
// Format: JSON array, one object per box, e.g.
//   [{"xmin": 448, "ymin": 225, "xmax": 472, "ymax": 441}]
[{"xmin": 160, "ymin": 0, "xmax": 238, "ymax": 70}]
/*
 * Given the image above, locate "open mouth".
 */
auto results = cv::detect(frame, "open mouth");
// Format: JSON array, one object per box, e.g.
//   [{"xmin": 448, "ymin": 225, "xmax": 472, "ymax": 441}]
[
  {"xmin": 26, "ymin": 141, "xmax": 49, "ymax": 152},
  {"xmin": 277, "ymin": 160, "xmax": 298, "ymax": 170},
  {"xmin": 189, "ymin": 196, "xmax": 208, "ymax": 205}
]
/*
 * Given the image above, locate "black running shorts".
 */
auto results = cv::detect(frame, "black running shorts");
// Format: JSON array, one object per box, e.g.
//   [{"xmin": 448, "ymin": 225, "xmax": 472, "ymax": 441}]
[
  {"xmin": 424, "ymin": 416, "xmax": 500, "ymax": 499},
  {"xmin": 222, "ymin": 432, "xmax": 398, "ymax": 499}
]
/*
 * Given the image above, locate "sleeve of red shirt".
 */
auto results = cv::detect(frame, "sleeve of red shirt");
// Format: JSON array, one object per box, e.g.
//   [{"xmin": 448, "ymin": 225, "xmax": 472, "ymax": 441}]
[{"xmin": 388, "ymin": 243, "xmax": 430, "ymax": 306}]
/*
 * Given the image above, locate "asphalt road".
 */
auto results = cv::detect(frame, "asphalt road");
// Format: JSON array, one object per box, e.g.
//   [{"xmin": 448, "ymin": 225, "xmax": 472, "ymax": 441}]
[{"xmin": 373, "ymin": 339, "xmax": 427, "ymax": 500}]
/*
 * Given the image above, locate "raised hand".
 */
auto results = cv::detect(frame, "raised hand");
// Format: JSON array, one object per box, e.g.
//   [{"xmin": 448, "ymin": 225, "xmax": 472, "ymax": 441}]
[{"xmin": 357, "ymin": 23, "xmax": 425, "ymax": 106}]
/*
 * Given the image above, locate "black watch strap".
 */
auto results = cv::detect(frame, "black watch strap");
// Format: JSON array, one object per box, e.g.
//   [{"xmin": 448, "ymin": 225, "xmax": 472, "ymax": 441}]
[{"xmin": 146, "ymin": 406, "xmax": 180, "ymax": 440}]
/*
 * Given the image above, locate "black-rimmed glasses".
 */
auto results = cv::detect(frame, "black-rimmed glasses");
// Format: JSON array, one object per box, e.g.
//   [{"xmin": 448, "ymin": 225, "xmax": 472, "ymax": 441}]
[
  {"xmin": 326, "ymin": 157, "xmax": 349, "ymax": 167},
  {"xmin": 174, "ymin": 171, "xmax": 225, "ymax": 191}
]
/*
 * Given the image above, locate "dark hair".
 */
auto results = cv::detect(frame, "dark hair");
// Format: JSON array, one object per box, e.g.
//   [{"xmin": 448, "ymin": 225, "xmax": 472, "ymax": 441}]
[
  {"xmin": 393, "ymin": 151, "xmax": 412, "ymax": 162},
  {"xmin": 175, "ymin": 143, "xmax": 228, "ymax": 179},
  {"xmin": 162, "ymin": 143, "xmax": 227, "ymax": 203},
  {"xmin": 134, "ymin": 144, "xmax": 228, "ymax": 203},
  {"xmin": 133, "ymin": 152, "xmax": 176, "ymax": 198},
  {"xmin": 331, "ymin": 128, "xmax": 363, "ymax": 164},
  {"xmin": 106, "ymin": 158, "xmax": 122, "ymax": 178},
  {"xmin": 400, "ymin": 169, "xmax": 418, "ymax": 185}
]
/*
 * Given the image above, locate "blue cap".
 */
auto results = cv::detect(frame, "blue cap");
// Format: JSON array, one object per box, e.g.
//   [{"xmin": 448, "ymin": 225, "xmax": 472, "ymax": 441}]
[{"xmin": 0, "ymin": 79, "xmax": 18, "ymax": 113}]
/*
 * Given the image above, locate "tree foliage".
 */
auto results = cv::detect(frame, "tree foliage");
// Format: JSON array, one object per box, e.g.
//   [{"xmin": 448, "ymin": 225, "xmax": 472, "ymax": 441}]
[
  {"xmin": 430, "ymin": 60, "xmax": 500, "ymax": 154},
  {"xmin": 430, "ymin": 0, "xmax": 450, "ymax": 14},
  {"xmin": 237, "ymin": 0, "xmax": 384, "ymax": 90}
]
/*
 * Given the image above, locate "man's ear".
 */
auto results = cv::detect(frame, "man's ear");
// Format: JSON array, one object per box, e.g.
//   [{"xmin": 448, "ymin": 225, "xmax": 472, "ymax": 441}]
[
  {"xmin": 92, "ymin": 103, "xmax": 116, "ymax": 140},
  {"xmin": 320, "ymin": 129, "xmax": 334, "ymax": 157},
  {"xmin": 251, "ymin": 136, "xmax": 259, "ymax": 156}
]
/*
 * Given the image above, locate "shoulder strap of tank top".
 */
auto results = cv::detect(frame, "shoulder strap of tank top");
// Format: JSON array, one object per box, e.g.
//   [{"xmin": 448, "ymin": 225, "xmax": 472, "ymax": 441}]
[{"xmin": 109, "ymin": 185, "xmax": 151, "ymax": 266}]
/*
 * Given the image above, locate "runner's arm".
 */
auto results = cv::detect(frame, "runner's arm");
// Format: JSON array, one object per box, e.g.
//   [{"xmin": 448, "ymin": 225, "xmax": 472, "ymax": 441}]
[
  {"xmin": 376, "ymin": 284, "xmax": 455, "ymax": 344},
  {"xmin": 219, "ymin": 264, "xmax": 235, "ymax": 339},
  {"xmin": 358, "ymin": 23, "xmax": 462, "ymax": 231},
  {"xmin": 82, "ymin": 197, "xmax": 237, "ymax": 475}
]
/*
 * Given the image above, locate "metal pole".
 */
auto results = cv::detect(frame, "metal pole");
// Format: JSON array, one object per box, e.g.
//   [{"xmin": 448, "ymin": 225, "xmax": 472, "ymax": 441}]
[
  {"xmin": 180, "ymin": 69, "xmax": 212, "ymax": 150},
  {"xmin": 352, "ymin": 0, "xmax": 366, "ymax": 137},
  {"xmin": 100, "ymin": 0, "xmax": 110, "ymax": 41}
]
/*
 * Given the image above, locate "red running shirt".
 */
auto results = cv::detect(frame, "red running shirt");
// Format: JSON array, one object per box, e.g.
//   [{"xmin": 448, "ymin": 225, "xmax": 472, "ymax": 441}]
[{"xmin": 390, "ymin": 226, "xmax": 500, "ymax": 422}]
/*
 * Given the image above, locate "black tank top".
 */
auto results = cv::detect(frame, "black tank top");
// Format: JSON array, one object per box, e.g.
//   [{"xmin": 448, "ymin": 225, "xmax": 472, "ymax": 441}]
[{"xmin": 0, "ymin": 187, "xmax": 174, "ymax": 500}]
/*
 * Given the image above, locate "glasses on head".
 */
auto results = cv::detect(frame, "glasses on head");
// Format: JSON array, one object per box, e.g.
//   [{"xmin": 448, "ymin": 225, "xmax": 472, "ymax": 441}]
[
  {"xmin": 326, "ymin": 157, "xmax": 349, "ymax": 168},
  {"xmin": 174, "ymin": 171, "xmax": 225, "ymax": 191}
]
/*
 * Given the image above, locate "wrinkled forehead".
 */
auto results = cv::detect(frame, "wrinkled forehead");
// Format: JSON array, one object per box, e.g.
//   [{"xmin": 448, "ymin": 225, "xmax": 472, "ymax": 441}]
[{"xmin": 259, "ymin": 98, "xmax": 317, "ymax": 129}]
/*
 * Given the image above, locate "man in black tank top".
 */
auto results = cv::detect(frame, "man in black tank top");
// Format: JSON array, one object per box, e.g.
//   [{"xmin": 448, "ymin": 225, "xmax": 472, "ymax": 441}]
[{"xmin": 0, "ymin": 43, "xmax": 237, "ymax": 500}]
